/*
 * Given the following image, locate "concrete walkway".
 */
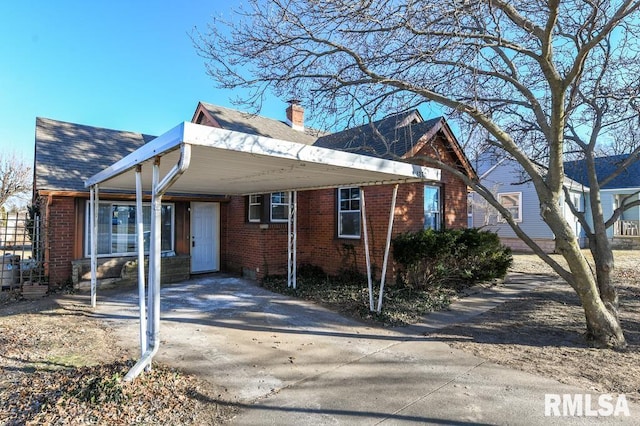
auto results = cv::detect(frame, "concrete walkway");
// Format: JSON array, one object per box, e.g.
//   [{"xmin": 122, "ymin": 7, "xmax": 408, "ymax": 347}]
[{"xmin": 84, "ymin": 274, "xmax": 637, "ymax": 425}]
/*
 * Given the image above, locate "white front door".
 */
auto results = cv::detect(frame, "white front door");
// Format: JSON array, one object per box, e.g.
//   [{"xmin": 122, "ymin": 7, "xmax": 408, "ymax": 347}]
[{"xmin": 190, "ymin": 202, "xmax": 220, "ymax": 273}]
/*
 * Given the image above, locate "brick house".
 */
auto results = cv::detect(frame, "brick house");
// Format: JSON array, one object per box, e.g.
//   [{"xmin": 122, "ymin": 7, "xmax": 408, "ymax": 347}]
[{"xmin": 34, "ymin": 101, "xmax": 475, "ymax": 287}]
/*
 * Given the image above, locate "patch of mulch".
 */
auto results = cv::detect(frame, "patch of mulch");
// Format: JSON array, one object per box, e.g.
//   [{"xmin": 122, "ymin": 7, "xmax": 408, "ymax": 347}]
[
  {"xmin": 262, "ymin": 274, "xmax": 456, "ymax": 327},
  {"xmin": 431, "ymin": 261, "xmax": 640, "ymax": 404}
]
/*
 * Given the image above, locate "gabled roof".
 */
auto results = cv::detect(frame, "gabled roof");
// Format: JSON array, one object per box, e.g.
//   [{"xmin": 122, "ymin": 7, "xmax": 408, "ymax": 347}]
[
  {"xmin": 314, "ymin": 110, "xmax": 476, "ymax": 178},
  {"xmin": 565, "ymin": 154, "xmax": 640, "ymax": 190},
  {"xmin": 314, "ymin": 110, "xmax": 434, "ymax": 158},
  {"xmin": 192, "ymin": 102, "xmax": 321, "ymax": 145},
  {"xmin": 36, "ymin": 104, "xmax": 476, "ymax": 194},
  {"xmin": 35, "ymin": 118, "xmax": 155, "ymax": 193}
]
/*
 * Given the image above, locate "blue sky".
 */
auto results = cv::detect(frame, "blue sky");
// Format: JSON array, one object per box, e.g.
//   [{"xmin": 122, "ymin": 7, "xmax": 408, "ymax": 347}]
[{"xmin": 0, "ymin": 1, "xmax": 289, "ymax": 164}]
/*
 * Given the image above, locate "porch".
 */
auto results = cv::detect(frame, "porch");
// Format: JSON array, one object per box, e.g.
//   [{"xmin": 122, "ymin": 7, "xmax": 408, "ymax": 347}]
[
  {"xmin": 612, "ymin": 219, "xmax": 640, "ymax": 249},
  {"xmin": 614, "ymin": 219, "xmax": 639, "ymax": 237}
]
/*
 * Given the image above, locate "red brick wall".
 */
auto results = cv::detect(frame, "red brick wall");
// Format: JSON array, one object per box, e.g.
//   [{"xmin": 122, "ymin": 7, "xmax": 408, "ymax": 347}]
[
  {"xmin": 221, "ymin": 135, "xmax": 470, "ymax": 281},
  {"xmin": 222, "ymin": 196, "xmax": 290, "ymax": 278},
  {"xmin": 43, "ymin": 196, "xmax": 76, "ymax": 286},
  {"xmin": 222, "ymin": 181, "xmax": 467, "ymax": 280},
  {"xmin": 415, "ymin": 134, "xmax": 469, "ymax": 229}
]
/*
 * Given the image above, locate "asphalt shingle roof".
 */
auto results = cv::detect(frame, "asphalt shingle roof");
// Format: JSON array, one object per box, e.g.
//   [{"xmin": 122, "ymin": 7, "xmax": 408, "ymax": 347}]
[
  {"xmin": 35, "ymin": 104, "xmax": 472, "ymax": 194},
  {"xmin": 564, "ymin": 154, "xmax": 640, "ymax": 190},
  {"xmin": 198, "ymin": 102, "xmax": 322, "ymax": 145},
  {"xmin": 35, "ymin": 117, "xmax": 155, "ymax": 192},
  {"xmin": 314, "ymin": 111, "xmax": 443, "ymax": 159}
]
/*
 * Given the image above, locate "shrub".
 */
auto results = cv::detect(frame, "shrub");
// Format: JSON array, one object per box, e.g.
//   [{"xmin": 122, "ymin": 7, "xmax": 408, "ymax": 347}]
[{"xmin": 392, "ymin": 228, "xmax": 512, "ymax": 290}]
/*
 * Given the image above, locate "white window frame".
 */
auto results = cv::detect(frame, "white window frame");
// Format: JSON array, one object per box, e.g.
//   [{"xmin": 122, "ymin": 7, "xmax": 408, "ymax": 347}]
[
  {"xmin": 497, "ymin": 192, "xmax": 522, "ymax": 222},
  {"xmin": 270, "ymin": 192, "xmax": 289, "ymax": 222},
  {"xmin": 84, "ymin": 201, "xmax": 175, "ymax": 258},
  {"xmin": 338, "ymin": 187, "xmax": 361, "ymax": 239},
  {"xmin": 248, "ymin": 194, "xmax": 261, "ymax": 222},
  {"xmin": 424, "ymin": 184, "xmax": 442, "ymax": 231}
]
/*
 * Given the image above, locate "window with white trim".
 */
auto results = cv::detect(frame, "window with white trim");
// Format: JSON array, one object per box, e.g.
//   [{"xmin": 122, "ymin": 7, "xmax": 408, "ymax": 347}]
[
  {"xmin": 338, "ymin": 187, "xmax": 361, "ymax": 238},
  {"xmin": 85, "ymin": 202, "xmax": 174, "ymax": 257},
  {"xmin": 424, "ymin": 184, "xmax": 442, "ymax": 230},
  {"xmin": 270, "ymin": 192, "xmax": 289, "ymax": 222},
  {"xmin": 497, "ymin": 192, "xmax": 522, "ymax": 222},
  {"xmin": 248, "ymin": 194, "xmax": 261, "ymax": 222}
]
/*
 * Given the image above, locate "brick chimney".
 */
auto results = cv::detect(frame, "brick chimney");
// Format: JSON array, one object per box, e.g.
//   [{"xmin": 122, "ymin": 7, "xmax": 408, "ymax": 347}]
[{"xmin": 286, "ymin": 99, "xmax": 304, "ymax": 131}]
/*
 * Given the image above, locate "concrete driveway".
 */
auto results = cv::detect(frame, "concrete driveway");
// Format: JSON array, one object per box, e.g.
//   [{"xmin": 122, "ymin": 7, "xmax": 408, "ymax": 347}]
[{"xmin": 89, "ymin": 274, "xmax": 636, "ymax": 425}]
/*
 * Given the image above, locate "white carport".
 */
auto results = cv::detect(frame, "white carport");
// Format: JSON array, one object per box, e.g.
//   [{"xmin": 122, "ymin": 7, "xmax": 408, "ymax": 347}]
[{"xmin": 84, "ymin": 122, "xmax": 440, "ymax": 380}]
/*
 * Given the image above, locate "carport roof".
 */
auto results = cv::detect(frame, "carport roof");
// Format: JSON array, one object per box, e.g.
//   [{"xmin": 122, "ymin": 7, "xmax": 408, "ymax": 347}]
[{"xmin": 84, "ymin": 122, "xmax": 440, "ymax": 194}]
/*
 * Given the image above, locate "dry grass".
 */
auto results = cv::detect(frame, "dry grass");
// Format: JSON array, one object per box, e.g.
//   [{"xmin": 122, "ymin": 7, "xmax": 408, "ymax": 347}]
[{"xmin": 433, "ymin": 251, "xmax": 640, "ymax": 404}]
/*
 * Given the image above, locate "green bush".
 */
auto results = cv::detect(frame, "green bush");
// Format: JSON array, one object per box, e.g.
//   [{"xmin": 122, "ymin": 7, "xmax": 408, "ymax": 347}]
[{"xmin": 392, "ymin": 228, "xmax": 512, "ymax": 290}]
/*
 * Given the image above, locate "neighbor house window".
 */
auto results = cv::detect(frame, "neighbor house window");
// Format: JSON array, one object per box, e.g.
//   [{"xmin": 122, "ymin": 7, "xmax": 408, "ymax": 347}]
[
  {"xmin": 270, "ymin": 192, "xmax": 289, "ymax": 222},
  {"xmin": 85, "ymin": 202, "xmax": 174, "ymax": 257},
  {"xmin": 248, "ymin": 194, "xmax": 261, "ymax": 222},
  {"xmin": 497, "ymin": 192, "xmax": 522, "ymax": 222},
  {"xmin": 338, "ymin": 187, "xmax": 361, "ymax": 238},
  {"xmin": 424, "ymin": 184, "xmax": 442, "ymax": 230}
]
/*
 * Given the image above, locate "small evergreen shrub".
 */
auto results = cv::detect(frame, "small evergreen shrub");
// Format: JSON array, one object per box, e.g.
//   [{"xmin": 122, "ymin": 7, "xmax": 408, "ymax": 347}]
[{"xmin": 392, "ymin": 228, "xmax": 512, "ymax": 290}]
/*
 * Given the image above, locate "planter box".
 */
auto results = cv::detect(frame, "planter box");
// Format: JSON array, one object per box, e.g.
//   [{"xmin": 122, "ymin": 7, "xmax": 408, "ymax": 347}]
[{"xmin": 22, "ymin": 282, "xmax": 48, "ymax": 299}]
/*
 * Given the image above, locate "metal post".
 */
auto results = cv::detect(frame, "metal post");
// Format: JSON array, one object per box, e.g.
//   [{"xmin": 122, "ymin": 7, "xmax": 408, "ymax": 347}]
[
  {"xmin": 135, "ymin": 165, "xmax": 147, "ymax": 356},
  {"xmin": 360, "ymin": 187, "xmax": 374, "ymax": 312},
  {"xmin": 377, "ymin": 184, "xmax": 399, "ymax": 313},
  {"xmin": 287, "ymin": 191, "xmax": 297, "ymax": 289},
  {"xmin": 125, "ymin": 145, "xmax": 191, "ymax": 382},
  {"xmin": 147, "ymin": 157, "xmax": 161, "ymax": 371},
  {"xmin": 90, "ymin": 184, "xmax": 99, "ymax": 308}
]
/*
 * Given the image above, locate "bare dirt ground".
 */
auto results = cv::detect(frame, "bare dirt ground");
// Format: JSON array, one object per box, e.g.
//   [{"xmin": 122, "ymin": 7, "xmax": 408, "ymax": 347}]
[{"xmin": 432, "ymin": 250, "xmax": 640, "ymax": 404}]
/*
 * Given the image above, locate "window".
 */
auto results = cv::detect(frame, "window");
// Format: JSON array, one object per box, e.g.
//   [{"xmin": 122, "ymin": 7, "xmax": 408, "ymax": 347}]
[
  {"xmin": 248, "ymin": 194, "xmax": 261, "ymax": 222},
  {"xmin": 338, "ymin": 187, "xmax": 361, "ymax": 238},
  {"xmin": 424, "ymin": 184, "xmax": 442, "ymax": 230},
  {"xmin": 467, "ymin": 192, "xmax": 474, "ymax": 228},
  {"xmin": 497, "ymin": 192, "xmax": 522, "ymax": 222},
  {"xmin": 85, "ymin": 202, "xmax": 174, "ymax": 257},
  {"xmin": 270, "ymin": 192, "xmax": 289, "ymax": 222}
]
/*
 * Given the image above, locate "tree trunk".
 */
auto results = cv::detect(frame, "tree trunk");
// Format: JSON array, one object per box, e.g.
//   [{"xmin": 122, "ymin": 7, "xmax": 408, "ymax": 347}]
[
  {"xmin": 590, "ymin": 236, "xmax": 619, "ymax": 313},
  {"xmin": 549, "ymin": 206, "xmax": 626, "ymax": 349}
]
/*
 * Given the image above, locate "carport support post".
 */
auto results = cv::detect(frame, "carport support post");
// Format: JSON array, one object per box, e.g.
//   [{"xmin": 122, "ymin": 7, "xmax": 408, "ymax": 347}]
[
  {"xmin": 124, "ymin": 145, "xmax": 191, "ymax": 382},
  {"xmin": 377, "ymin": 184, "xmax": 398, "ymax": 313},
  {"xmin": 89, "ymin": 184, "xmax": 99, "ymax": 308},
  {"xmin": 135, "ymin": 165, "xmax": 147, "ymax": 356},
  {"xmin": 360, "ymin": 187, "xmax": 375, "ymax": 312},
  {"xmin": 287, "ymin": 190, "xmax": 297, "ymax": 289},
  {"xmin": 147, "ymin": 157, "xmax": 162, "ymax": 371}
]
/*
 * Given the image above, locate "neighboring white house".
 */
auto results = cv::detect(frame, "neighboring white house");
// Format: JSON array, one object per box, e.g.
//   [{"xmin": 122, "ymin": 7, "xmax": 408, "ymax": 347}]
[
  {"xmin": 565, "ymin": 154, "xmax": 640, "ymax": 249},
  {"xmin": 470, "ymin": 153, "xmax": 587, "ymax": 253}
]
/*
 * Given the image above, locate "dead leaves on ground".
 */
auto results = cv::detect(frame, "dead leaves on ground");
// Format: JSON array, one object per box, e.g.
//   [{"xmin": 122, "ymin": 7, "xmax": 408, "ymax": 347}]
[{"xmin": 0, "ymin": 360, "xmax": 234, "ymax": 425}]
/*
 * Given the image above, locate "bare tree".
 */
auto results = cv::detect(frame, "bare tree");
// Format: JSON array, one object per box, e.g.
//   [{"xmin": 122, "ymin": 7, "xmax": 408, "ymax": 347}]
[
  {"xmin": 196, "ymin": 0, "xmax": 640, "ymax": 348},
  {"xmin": 0, "ymin": 152, "xmax": 32, "ymax": 210}
]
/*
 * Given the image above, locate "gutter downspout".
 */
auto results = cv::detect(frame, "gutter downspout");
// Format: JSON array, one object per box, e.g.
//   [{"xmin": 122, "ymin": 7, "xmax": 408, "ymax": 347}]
[
  {"xmin": 124, "ymin": 143, "xmax": 192, "ymax": 381},
  {"xmin": 135, "ymin": 165, "xmax": 147, "ymax": 356}
]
